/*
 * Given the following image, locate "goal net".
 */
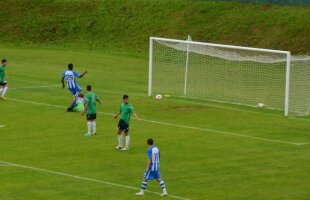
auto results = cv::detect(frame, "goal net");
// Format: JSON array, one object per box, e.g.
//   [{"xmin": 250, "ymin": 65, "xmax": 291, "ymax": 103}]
[{"xmin": 148, "ymin": 37, "xmax": 310, "ymax": 116}]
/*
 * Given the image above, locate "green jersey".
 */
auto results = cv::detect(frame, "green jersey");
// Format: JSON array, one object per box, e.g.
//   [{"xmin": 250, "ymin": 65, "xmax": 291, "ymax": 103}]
[
  {"xmin": 0, "ymin": 64, "xmax": 6, "ymax": 82},
  {"xmin": 84, "ymin": 92, "xmax": 98, "ymax": 115},
  {"xmin": 73, "ymin": 97, "xmax": 85, "ymax": 112},
  {"xmin": 119, "ymin": 103, "xmax": 135, "ymax": 125}
]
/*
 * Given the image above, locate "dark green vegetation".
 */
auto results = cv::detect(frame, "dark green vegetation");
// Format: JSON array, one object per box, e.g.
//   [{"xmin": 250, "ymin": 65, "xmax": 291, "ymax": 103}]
[
  {"xmin": 0, "ymin": 0, "xmax": 310, "ymax": 54},
  {"xmin": 0, "ymin": 47, "xmax": 309, "ymax": 200}
]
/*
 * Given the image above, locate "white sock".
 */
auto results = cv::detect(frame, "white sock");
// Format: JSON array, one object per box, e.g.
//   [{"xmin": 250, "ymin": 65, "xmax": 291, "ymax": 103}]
[
  {"xmin": 92, "ymin": 121, "xmax": 96, "ymax": 134},
  {"xmin": 125, "ymin": 135, "xmax": 130, "ymax": 148},
  {"xmin": 1, "ymin": 87, "xmax": 8, "ymax": 97},
  {"xmin": 87, "ymin": 121, "xmax": 92, "ymax": 133},
  {"xmin": 118, "ymin": 135, "xmax": 123, "ymax": 147},
  {"xmin": 0, "ymin": 88, "xmax": 3, "ymax": 94}
]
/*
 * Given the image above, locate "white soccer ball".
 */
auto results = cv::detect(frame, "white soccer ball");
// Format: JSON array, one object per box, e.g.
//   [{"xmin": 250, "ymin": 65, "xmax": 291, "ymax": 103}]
[
  {"xmin": 155, "ymin": 94, "xmax": 163, "ymax": 100},
  {"xmin": 257, "ymin": 103, "xmax": 265, "ymax": 108}
]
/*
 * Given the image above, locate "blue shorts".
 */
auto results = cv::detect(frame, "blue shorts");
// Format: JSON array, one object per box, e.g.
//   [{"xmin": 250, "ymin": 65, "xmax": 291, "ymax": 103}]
[
  {"xmin": 68, "ymin": 87, "xmax": 81, "ymax": 96},
  {"xmin": 144, "ymin": 170, "xmax": 161, "ymax": 180}
]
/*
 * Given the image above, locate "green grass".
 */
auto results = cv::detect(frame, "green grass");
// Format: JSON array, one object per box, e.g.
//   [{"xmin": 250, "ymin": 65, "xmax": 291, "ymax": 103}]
[
  {"xmin": 0, "ymin": 46, "xmax": 309, "ymax": 200},
  {"xmin": 1, "ymin": 0, "xmax": 310, "ymax": 54}
]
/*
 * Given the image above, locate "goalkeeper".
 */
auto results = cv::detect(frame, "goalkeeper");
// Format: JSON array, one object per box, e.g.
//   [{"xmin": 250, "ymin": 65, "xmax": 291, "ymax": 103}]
[{"xmin": 67, "ymin": 93, "xmax": 85, "ymax": 112}]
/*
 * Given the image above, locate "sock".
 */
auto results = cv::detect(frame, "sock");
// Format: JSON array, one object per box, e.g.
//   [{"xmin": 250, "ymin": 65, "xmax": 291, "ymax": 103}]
[
  {"xmin": 141, "ymin": 181, "xmax": 148, "ymax": 190},
  {"xmin": 125, "ymin": 135, "xmax": 130, "ymax": 148},
  {"xmin": 159, "ymin": 180, "xmax": 166, "ymax": 189},
  {"xmin": 92, "ymin": 121, "xmax": 96, "ymax": 133},
  {"xmin": 1, "ymin": 87, "xmax": 8, "ymax": 97},
  {"xmin": 0, "ymin": 88, "xmax": 3, "ymax": 94},
  {"xmin": 118, "ymin": 135, "xmax": 123, "ymax": 147},
  {"xmin": 87, "ymin": 121, "xmax": 92, "ymax": 133}
]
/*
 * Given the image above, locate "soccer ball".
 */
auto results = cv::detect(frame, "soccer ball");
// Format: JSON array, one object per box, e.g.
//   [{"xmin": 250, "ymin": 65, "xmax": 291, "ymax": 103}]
[
  {"xmin": 155, "ymin": 94, "xmax": 163, "ymax": 100},
  {"xmin": 257, "ymin": 103, "xmax": 265, "ymax": 108}
]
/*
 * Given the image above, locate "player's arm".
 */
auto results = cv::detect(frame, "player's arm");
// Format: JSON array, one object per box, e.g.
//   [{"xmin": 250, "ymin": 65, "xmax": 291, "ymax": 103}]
[
  {"xmin": 61, "ymin": 77, "xmax": 65, "ymax": 88},
  {"xmin": 133, "ymin": 112, "xmax": 140, "ymax": 121},
  {"xmin": 81, "ymin": 103, "xmax": 88, "ymax": 115},
  {"xmin": 145, "ymin": 158, "xmax": 151, "ymax": 171},
  {"xmin": 114, "ymin": 112, "xmax": 120, "ymax": 119},
  {"xmin": 96, "ymin": 98, "xmax": 102, "ymax": 105},
  {"xmin": 78, "ymin": 71, "xmax": 87, "ymax": 78}
]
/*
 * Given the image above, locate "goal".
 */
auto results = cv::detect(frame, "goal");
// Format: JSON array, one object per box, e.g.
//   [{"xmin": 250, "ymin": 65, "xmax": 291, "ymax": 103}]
[{"xmin": 148, "ymin": 37, "xmax": 310, "ymax": 116}]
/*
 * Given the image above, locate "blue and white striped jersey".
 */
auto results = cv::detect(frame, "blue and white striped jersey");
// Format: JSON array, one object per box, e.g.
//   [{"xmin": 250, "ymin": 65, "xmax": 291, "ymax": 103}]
[
  {"xmin": 147, "ymin": 146, "xmax": 160, "ymax": 171},
  {"xmin": 62, "ymin": 70, "xmax": 80, "ymax": 89}
]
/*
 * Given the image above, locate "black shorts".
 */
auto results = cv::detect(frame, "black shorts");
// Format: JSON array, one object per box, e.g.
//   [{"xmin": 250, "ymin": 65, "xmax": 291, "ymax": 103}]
[
  {"xmin": 118, "ymin": 119, "xmax": 129, "ymax": 132},
  {"xmin": 87, "ymin": 114, "xmax": 96, "ymax": 120},
  {"xmin": 0, "ymin": 81, "xmax": 7, "ymax": 86}
]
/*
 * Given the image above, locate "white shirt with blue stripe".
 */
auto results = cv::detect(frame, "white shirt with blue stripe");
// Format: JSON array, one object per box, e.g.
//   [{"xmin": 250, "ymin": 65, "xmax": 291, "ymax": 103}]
[
  {"xmin": 62, "ymin": 70, "xmax": 81, "ymax": 89},
  {"xmin": 147, "ymin": 146, "xmax": 160, "ymax": 171}
]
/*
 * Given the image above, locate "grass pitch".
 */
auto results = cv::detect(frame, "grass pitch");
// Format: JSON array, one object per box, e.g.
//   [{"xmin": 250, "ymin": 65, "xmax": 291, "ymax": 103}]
[{"xmin": 0, "ymin": 46, "xmax": 309, "ymax": 200}]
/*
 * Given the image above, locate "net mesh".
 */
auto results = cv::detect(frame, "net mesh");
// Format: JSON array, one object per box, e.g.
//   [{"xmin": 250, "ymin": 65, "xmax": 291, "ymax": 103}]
[{"xmin": 151, "ymin": 39, "xmax": 310, "ymax": 116}]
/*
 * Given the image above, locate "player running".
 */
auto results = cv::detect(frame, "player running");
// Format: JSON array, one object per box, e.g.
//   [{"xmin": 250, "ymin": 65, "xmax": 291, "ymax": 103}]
[
  {"xmin": 61, "ymin": 63, "xmax": 87, "ymax": 96},
  {"xmin": 114, "ymin": 95, "xmax": 139, "ymax": 151},
  {"xmin": 81, "ymin": 85, "xmax": 101, "ymax": 136},
  {"xmin": 0, "ymin": 59, "xmax": 8, "ymax": 99},
  {"xmin": 136, "ymin": 138, "xmax": 168, "ymax": 196},
  {"xmin": 67, "ymin": 93, "xmax": 85, "ymax": 112}
]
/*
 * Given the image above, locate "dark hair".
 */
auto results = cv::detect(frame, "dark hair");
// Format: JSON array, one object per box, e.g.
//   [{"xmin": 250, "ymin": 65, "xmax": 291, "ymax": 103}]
[
  {"xmin": 79, "ymin": 93, "xmax": 84, "ymax": 98},
  {"xmin": 68, "ymin": 63, "xmax": 73, "ymax": 70},
  {"xmin": 87, "ymin": 85, "xmax": 92, "ymax": 91},
  {"xmin": 123, "ymin": 94, "xmax": 129, "ymax": 99},
  {"xmin": 2, "ymin": 59, "xmax": 7, "ymax": 63},
  {"xmin": 147, "ymin": 138, "xmax": 154, "ymax": 145}
]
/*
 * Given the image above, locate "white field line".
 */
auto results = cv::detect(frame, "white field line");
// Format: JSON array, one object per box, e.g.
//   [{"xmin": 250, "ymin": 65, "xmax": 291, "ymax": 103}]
[
  {"xmin": 0, "ymin": 160, "xmax": 190, "ymax": 200},
  {"xmin": 7, "ymin": 98, "xmax": 309, "ymax": 146},
  {"xmin": 10, "ymin": 85, "xmax": 61, "ymax": 90},
  {"xmin": 8, "ymin": 85, "xmax": 310, "ymax": 122},
  {"xmin": 0, "ymin": 125, "xmax": 5, "ymax": 128}
]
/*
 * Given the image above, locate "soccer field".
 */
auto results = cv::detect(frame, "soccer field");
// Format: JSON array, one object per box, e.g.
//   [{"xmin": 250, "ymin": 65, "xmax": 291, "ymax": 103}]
[{"xmin": 0, "ymin": 46, "xmax": 309, "ymax": 200}]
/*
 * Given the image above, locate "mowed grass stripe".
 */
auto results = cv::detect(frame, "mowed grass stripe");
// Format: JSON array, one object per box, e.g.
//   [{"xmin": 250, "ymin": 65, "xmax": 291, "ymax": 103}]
[
  {"xmin": 0, "ymin": 160, "xmax": 191, "ymax": 200},
  {"xmin": 6, "ymin": 98, "xmax": 308, "ymax": 146}
]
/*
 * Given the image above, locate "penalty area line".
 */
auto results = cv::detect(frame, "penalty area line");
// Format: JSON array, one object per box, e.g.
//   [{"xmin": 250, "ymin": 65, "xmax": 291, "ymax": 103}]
[
  {"xmin": 0, "ymin": 125, "xmax": 5, "ymax": 128},
  {"xmin": 0, "ymin": 160, "xmax": 191, "ymax": 200},
  {"xmin": 6, "ymin": 98, "xmax": 309, "ymax": 146}
]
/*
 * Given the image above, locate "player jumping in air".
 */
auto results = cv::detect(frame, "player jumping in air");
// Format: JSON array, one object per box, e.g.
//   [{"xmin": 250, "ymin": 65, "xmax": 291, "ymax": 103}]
[
  {"xmin": 136, "ymin": 138, "xmax": 168, "ymax": 196},
  {"xmin": 114, "ymin": 95, "xmax": 139, "ymax": 151},
  {"xmin": 61, "ymin": 63, "xmax": 87, "ymax": 96},
  {"xmin": 81, "ymin": 85, "xmax": 101, "ymax": 136},
  {"xmin": 0, "ymin": 59, "xmax": 8, "ymax": 100}
]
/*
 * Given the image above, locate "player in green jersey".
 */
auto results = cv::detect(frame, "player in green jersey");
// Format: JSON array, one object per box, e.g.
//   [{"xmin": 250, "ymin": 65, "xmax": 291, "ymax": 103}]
[
  {"xmin": 114, "ymin": 95, "xmax": 139, "ymax": 151},
  {"xmin": 67, "ymin": 93, "xmax": 85, "ymax": 112},
  {"xmin": 81, "ymin": 85, "xmax": 101, "ymax": 136},
  {"xmin": 0, "ymin": 59, "xmax": 8, "ymax": 99}
]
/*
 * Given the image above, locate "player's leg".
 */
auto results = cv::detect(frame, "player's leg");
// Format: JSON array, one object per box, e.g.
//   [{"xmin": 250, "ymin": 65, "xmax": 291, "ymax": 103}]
[
  {"xmin": 136, "ymin": 171, "xmax": 151, "ymax": 196},
  {"xmin": 84, "ymin": 114, "xmax": 93, "ymax": 136},
  {"xmin": 121, "ymin": 130, "xmax": 130, "ymax": 151},
  {"xmin": 156, "ymin": 177, "xmax": 168, "ymax": 196},
  {"xmin": 1, "ymin": 82, "xmax": 8, "ymax": 99},
  {"xmin": 115, "ymin": 121, "xmax": 124, "ymax": 149},
  {"xmin": 91, "ymin": 115, "xmax": 97, "ymax": 135}
]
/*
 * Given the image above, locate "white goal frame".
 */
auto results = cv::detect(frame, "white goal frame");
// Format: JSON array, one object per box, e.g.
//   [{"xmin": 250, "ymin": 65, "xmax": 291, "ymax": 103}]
[{"xmin": 148, "ymin": 37, "xmax": 291, "ymax": 116}]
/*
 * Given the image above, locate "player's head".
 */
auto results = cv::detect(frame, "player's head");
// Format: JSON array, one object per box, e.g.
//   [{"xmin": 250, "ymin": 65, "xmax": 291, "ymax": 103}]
[
  {"xmin": 123, "ymin": 94, "xmax": 129, "ymax": 104},
  {"xmin": 86, "ymin": 85, "xmax": 92, "ymax": 91},
  {"xmin": 2, "ymin": 59, "xmax": 7, "ymax": 66},
  {"xmin": 147, "ymin": 138, "xmax": 154, "ymax": 146},
  {"xmin": 68, "ymin": 63, "xmax": 73, "ymax": 70},
  {"xmin": 78, "ymin": 93, "xmax": 84, "ymax": 98}
]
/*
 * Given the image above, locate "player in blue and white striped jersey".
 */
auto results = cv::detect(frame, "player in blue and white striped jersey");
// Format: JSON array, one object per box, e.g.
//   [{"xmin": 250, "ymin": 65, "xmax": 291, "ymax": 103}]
[
  {"xmin": 61, "ymin": 63, "xmax": 87, "ymax": 96},
  {"xmin": 136, "ymin": 138, "xmax": 168, "ymax": 196}
]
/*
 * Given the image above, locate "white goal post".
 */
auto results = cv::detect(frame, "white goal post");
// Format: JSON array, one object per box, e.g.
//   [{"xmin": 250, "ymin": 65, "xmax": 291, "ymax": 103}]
[{"xmin": 148, "ymin": 37, "xmax": 310, "ymax": 116}]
